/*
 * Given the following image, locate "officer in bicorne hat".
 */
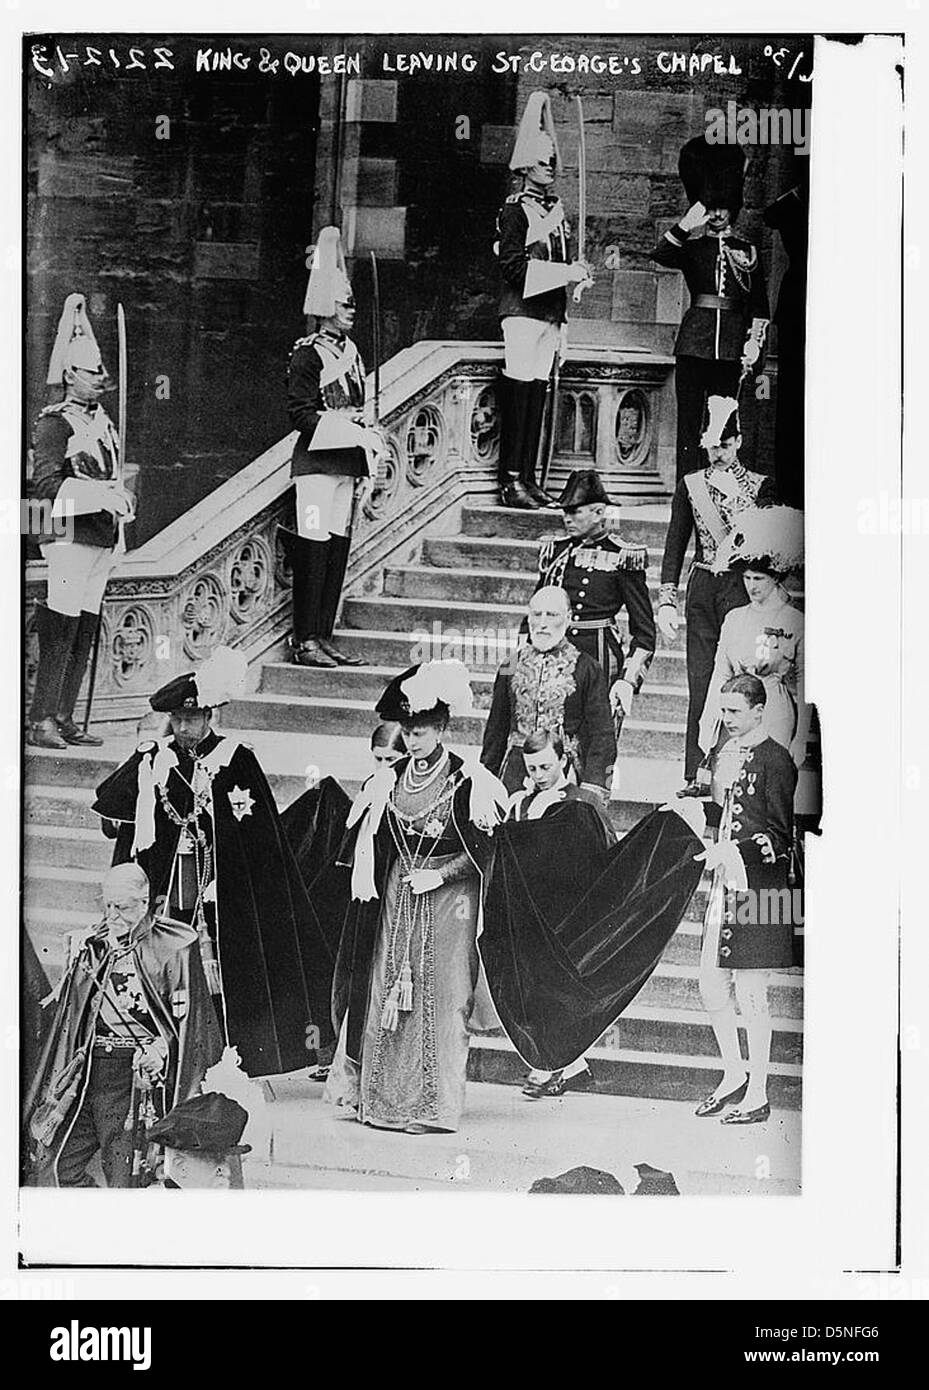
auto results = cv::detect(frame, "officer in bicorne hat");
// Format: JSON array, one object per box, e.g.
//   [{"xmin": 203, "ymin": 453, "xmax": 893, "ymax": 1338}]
[
  {"xmin": 657, "ymin": 396, "xmax": 776, "ymax": 794},
  {"xmin": 494, "ymin": 91, "xmax": 592, "ymax": 510},
  {"xmin": 652, "ymin": 136, "xmax": 770, "ymax": 480},
  {"xmin": 281, "ymin": 227, "xmax": 387, "ymax": 668},
  {"xmin": 27, "ymin": 294, "xmax": 134, "ymax": 748},
  {"xmin": 535, "ymin": 469, "xmax": 656, "ymax": 751}
]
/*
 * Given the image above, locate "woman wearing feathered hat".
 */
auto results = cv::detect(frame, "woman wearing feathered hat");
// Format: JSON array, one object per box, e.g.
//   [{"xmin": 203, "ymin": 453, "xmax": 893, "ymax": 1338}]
[
  {"xmin": 324, "ymin": 661, "xmax": 508, "ymax": 1133},
  {"xmin": 281, "ymin": 226, "xmax": 387, "ymax": 668},
  {"xmin": 493, "ymin": 91, "xmax": 592, "ymax": 509},
  {"xmin": 698, "ymin": 506, "xmax": 808, "ymax": 763}
]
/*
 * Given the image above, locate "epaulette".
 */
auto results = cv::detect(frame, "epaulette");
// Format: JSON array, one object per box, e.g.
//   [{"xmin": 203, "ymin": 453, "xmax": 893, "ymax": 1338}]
[
  {"xmin": 290, "ymin": 333, "xmax": 319, "ymax": 356},
  {"xmin": 505, "ymin": 192, "xmax": 525, "ymax": 205},
  {"xmin": 606, "ymin": 536, "xmax": 648, "ymax": 572},
  {"xmin": 136, "ymin": 740, "xmax": 157, "ymax": 754}
]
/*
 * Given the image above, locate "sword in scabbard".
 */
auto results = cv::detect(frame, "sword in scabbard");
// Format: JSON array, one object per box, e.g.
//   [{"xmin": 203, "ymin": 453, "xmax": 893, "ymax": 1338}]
[
  {"xmin": 83, "ymin": 302, "xmax": 128, "ymax": 735},
  {"xmin": 571, "ymin": 95, "xmax": 589, "ymax": 305}
]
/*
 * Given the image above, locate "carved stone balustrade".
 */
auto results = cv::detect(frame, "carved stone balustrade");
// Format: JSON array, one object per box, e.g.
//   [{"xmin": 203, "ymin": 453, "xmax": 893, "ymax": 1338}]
[{"xmin": 25, "ymin": 340, "xmax": 673, "ymax": 725}]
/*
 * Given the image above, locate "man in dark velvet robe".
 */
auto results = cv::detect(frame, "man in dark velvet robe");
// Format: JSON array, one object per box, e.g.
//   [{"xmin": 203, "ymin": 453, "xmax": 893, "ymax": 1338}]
[{"xmin": 91, "ymin": 657, "xmax": 335, "ymax": 1080}]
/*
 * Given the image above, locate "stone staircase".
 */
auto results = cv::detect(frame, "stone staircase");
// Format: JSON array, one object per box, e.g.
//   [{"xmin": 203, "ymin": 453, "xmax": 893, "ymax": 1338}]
[{"xmin": 23, "ymin": 501, "xmax": 802, "ymax": 1110}]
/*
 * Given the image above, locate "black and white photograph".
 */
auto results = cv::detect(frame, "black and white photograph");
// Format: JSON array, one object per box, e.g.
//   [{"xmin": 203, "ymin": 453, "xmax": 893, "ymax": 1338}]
[{"xmin": 5, "ymin": 0, "xmax": 923, "ymax": 1313}]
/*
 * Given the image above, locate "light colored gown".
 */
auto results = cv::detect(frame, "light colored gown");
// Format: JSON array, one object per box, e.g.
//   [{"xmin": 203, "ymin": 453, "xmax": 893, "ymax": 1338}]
[
  {"xmin": 325, "ymin": 753, "xmax": 481, "ymax": 1133},
  {"xmin": 698, "ymin": 589, "xmax": 804, "ymax": 757}
]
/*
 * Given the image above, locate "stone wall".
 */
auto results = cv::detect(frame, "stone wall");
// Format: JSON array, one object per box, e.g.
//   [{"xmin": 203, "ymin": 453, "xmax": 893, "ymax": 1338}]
[{"xmin": 26, "ymin": 35, "xmax": 322, "ymax": 543}]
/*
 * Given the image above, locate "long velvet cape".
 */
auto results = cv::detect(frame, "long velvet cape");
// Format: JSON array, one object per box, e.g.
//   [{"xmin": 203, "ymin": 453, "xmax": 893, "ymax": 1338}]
[
  {"xmin": 479, "ymin": 805, "xmax": 704, "ymax": 1071},
  {"xmin": 92, "ymin": 737, "xmax": 335, "ymax": 1078}
]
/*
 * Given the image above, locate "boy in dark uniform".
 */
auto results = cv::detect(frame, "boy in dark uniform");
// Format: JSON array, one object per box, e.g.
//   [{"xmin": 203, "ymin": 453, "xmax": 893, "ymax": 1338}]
[
  {"xmin": 536, "ymin": 470, "xmax": 656, "ymax": 747},
  {"xmin": 651, "ymin": 137, "xmax": 769, "ymax": 480},
  {"xmin": 282, "ymin": 226, "xmax": 386, "ymax": 668},
  {"xmin": 657, "ymin": 397, "xmax": 776, "ymax": 794},
  {"xmin": 27, "ymin": 294, "xmax": 133, "ymax": 748},
  {"xmin": 494, "ymin": 91, "xmax": 591, "ymax": 509}
]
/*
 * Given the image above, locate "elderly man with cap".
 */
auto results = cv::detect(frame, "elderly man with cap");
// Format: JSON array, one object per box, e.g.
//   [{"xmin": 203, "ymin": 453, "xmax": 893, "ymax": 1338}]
[
  {"xmin": 27, "ymin": 293, "xmax": 134, "ymax": 749},
  {"xmin": 535, "ymin": 469, "xmax": 656, "ymax": 763},
  {"xmin": 23, "ymin": 862, "xmax": 222, "ymax": 1187},
  {"xmin": 493, "ymin": 91, "xmax": 592, "ymax": 510},
  {"xmin": 90, "ymin": 646, "xmax": 336, "ymax": 1081},
  {"xmin": 651, "ymin": 137, "xmax": 769, "ymax": 480},
  {"xmin": 280, "ymin": 225, "xmax": 386, "ymax": 668},
  {"xmin": 658, "ymin": 396, "xmax": 777, "ymax": 795},
  {"xmin": 481, "ymin": 585, "xmax": 616, "ymax": 802}
]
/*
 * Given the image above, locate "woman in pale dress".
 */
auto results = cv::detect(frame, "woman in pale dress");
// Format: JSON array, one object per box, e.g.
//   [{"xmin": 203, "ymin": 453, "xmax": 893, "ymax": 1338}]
[
  {"xmin": 324, "ymin": 661, "xmax": 506, "ymax": 1133},
  {"xmin": 698, "ymin": 505, "xmax": 808, "ymax": 765}
]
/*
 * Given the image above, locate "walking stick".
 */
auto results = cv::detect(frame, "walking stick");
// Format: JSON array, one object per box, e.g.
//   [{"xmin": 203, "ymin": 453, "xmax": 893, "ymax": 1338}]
[{"xmin": 83, "ymin": 303, "xmax": 127, "ymax": 734}]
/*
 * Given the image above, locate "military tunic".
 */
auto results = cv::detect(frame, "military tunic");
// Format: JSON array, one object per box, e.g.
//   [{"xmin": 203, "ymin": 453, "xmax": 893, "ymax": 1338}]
[
  {"xmin": 496, "ymin": 189, "xmax": 572, "ymax": 326},
  {"xmin": 287, "ymin": 329, "xmax": 369, "ymax": 480},
  {"xmin": 651, "ymin": 223, "xmax": 769, "ymax": 480},
  {"xmin": 537, "ymin": 530, "xmax": 656, "ymax": 691},
  {"xmin": 659, "ymin": 460, "xmax": 777, "ymax": 781}
]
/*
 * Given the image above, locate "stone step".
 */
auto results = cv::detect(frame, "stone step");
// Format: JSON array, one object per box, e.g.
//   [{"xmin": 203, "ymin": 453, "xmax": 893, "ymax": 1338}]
[
  {"xmin": 258, "ymin": 661, "xmax": 688, "ymax": 722},
  {"xmin": 222, "ymin": 691, "xmax": 686, "ymax": 758},
  {"xmin": 467, "ymin": 1036, "xmax": 802, "ymax": 1110},
  {"xmin": 24, "ymin": 823, "xmax": 113, "ymax": 871},
  {"xmin": 461, "ymin": 503, "xmax": 671, "ymax": 547},
  {"xmin": 423, "ymin": 534, "xmax": 664, "ymax": 575},
  {"xmin": 24, "ymin": 748, "xmax": 127, "ymax": 790},
  {"xmin": 384, "ymin": 563, "xmax": 666, "ymax": 608},
  {"xmin": 311, "ymin": 627, "xmax": 688, "ymax": 685},
  {"xmin": 25, "ymin": 785, "xmax": 103, "ymax": 831},
  {"xmin": 343, "ymin": 595, "xmax": 687, "ymax": 650},
  {"xmin": 604, "ymin": 1002, "xmax": 803, "ymax": 1065}
]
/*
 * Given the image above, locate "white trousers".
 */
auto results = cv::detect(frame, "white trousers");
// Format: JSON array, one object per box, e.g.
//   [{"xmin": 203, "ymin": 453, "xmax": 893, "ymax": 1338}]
[
  {"xmin": 502, "ymin": 317, "xmax": 560, "ymax": 381},
  {"xmin": 40, "ymin": 542, "xmax": 116, "ymax": 616},
  {"xmin": 295, "ymin": 474, "xmax": 354, "ymax": 540}
]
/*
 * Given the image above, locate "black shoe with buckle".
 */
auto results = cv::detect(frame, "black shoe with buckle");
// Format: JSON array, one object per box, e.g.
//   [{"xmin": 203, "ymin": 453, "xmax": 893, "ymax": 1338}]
[
  {"xmin": 721, "ymin": 1101, "xmax": 771, "ymax": 1125},
  {"xmin": 27, "ymin": 717, "xmax": 67, "ymax": 749},
  {"xmin": 292, "ymin": 637, "xmax": 338, "ymax": 669},
  {"xmin": 525, "ymin": 481, "xmax": 557, "ymax": 508},
  {"xmin": 56, "ymin": 717, "xmax": 104, "ymax": 747},
  {"xmin": 694, "ymin": 1078, "xmax": 749, "ymax": 1117},
  {"xmin": 501, "ymin": 479, "xmax": 542, "ymax": 510},
  {"xmin": 316, "ymin": 636, "xmax": 364, "ymax": 666}
]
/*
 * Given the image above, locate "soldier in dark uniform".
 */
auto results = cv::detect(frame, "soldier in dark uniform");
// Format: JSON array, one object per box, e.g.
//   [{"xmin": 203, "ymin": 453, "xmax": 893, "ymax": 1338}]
[
  {"xmin": 27, "ymin": 294, "xmax": 133, "ymax": 749},
  {"xmin": 481, "ymin": 586, "xmax": 616, "ymax": 800},
  {"xmin": 494, "ymin": 91, "xmax": 591, "ymax": 510},
  {"xmin": 535, "ymin": 470, "xmax": 656, "ymax": 760},
  {"xmin": 657, "ymin": 397, "xmax": 776, "ymax": 793},
  {"xmin": 281, "ymin": 226, "xmax": 386, "ymax": 668},
  {"xmin": 652, "ymin": 137, "xmax": 769, "ymax": 480}
]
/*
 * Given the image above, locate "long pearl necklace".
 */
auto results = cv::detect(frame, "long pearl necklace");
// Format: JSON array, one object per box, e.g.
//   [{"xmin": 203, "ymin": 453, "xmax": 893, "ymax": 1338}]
[{"xmin": 402, "ymin": 749, "xmax": 448, "ymax": 796}]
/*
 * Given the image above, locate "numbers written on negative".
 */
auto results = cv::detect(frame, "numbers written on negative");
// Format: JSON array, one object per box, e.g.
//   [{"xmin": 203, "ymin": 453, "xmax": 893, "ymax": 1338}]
[{"xmin": 31, "ymin": 44, "xmax": 176, "ymax": 78}]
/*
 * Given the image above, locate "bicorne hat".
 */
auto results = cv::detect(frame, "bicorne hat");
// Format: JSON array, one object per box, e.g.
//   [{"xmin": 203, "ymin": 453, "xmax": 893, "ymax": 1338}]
[
  {"xmin": 375, "ymin": 660, "xmax": 473, "ymax": 725},
  {"xmin": 557, "ymin": 469, "xmax": 610, "ymax": 510}
]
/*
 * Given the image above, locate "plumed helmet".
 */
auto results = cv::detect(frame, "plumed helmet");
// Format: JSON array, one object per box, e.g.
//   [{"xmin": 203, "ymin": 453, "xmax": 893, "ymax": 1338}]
[{"xmin": 510, "ymin": 90, "xmax": 562, "ymax": 175}]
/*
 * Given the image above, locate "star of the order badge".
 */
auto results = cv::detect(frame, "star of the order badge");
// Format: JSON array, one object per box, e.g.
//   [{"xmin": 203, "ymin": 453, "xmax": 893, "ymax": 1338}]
[{"xmin": 227, "ymin": 785, "xmax": 255, "ymax": 821}]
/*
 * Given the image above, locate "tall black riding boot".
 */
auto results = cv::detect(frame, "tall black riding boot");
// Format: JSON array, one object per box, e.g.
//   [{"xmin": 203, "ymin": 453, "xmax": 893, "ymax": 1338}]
[
  {"xmin": 56, "ymin": 610, "xmax": 104, "ymax": 745},
  {"xmin": 522, "ymin": 378, "xmax": 557, "ymax": 507},
  {"xmin": 317, "ymin": 534, "xmax": 364, "ymax": 665},
  {"xmin": 28, "ymin": 604, "xmax": 77, "ymax": 748},
  {"xmin": 278, "ymin": 526, "xmax": 337, "ymax": 668},
  {"xmin": 498, "ymin": 374, "xmax": 541, "ymax": 510}
]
